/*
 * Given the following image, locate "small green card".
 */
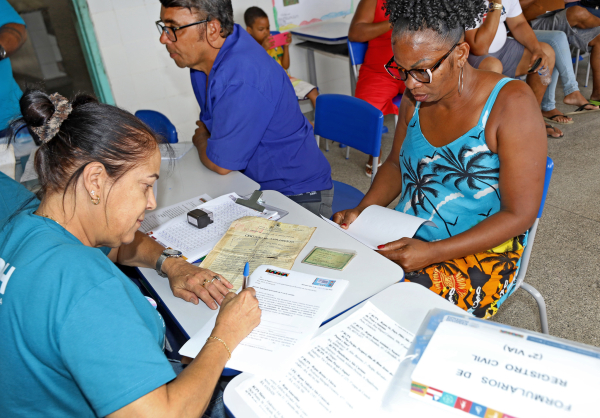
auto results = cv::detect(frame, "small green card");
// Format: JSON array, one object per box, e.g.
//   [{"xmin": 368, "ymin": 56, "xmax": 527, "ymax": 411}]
[{"xmin": 302, "ymin": 247, "xmax": 356, "ymax": 271}]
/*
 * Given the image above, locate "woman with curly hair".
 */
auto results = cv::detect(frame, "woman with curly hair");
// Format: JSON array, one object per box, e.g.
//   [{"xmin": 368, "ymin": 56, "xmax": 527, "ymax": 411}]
[
  {"xmin": 335, "ymin": 0, "xmax": 547, "ymax": 318},
  {"xmin": 349, "ymin": 0, "xmax": 406, "ymax": 177}
]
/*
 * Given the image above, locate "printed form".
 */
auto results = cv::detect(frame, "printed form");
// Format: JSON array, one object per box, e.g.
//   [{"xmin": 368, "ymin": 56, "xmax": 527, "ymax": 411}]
[
  {"xmin": 236, "ymin": 301, "xmax": 415, "ymax": 417},
  {"xmin": 179, "ymin": 266, "xmax": 349, "ymax": 376}
]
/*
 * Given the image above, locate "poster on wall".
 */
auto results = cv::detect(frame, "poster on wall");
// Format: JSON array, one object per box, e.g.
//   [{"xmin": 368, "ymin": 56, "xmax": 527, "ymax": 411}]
[{"xmin": 273, "ymin": 0, "xmax": 355, "ymax": 30}]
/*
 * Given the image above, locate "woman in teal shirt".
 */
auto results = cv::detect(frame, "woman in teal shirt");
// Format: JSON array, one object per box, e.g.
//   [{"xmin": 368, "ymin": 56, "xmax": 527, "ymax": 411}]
[{"xmin": 0, "ymin": 89, "xmax": 261, "ymax": 417}]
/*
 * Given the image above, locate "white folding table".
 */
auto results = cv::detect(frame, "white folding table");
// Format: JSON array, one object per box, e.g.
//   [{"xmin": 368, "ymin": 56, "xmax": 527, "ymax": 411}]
[{"xmin": 138, "ymin": 149, "xmax": 404, "ymax": 339}]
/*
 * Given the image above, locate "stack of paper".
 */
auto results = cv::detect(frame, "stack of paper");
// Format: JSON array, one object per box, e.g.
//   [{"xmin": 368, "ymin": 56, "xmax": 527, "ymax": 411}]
[
  {"xmin": 180, "ymin": 266, "xmax": 349, "ymax": 376},
  {"xmin": 234, "ymin": 301, "xmax": 415, "ymax": 417}
]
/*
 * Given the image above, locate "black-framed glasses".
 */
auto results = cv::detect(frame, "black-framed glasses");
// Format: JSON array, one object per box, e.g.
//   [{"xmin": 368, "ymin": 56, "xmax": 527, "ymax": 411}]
[
  {"xmin": 384, "ymin": 42, "xmax": 462, "ymax": 83},
  {"xmin": 156, "ymin": 18, "xmax": 210, "ymax": 42}
]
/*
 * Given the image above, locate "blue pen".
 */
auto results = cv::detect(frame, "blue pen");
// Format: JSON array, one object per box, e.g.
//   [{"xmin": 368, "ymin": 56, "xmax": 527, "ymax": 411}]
[{"xmin": 243, "ymin": 262, "xmax": 250, "ymax": 290}]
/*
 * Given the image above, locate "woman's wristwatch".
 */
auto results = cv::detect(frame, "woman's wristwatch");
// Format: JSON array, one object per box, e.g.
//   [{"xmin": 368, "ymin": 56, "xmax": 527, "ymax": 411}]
[
  {"xmin": 0, "ymin": 44, "xmax": 7, "ymax": 61},
  {"xmin": 488, "ymin": 2, "xmax": 503, "ymax": 11},
  {"xmin": 155, "ymin": 248, "xmax": 183, "ymax": 277}
]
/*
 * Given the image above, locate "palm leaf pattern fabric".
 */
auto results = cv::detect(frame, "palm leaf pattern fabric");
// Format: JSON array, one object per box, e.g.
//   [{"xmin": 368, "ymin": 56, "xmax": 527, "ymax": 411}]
[{"xmin": 396, "ymin": 78, "xmax": 528, "ymax": 318}]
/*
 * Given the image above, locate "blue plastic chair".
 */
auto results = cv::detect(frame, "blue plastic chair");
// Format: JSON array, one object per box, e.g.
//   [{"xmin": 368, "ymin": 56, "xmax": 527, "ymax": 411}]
[
  {"xmin": 348, "ymin": 40, "xmax": 403, "ymax": 125},
  {"xmin": 511, "ymin": 157, "xmax": 554, "ymax": 334},
  {"xmin": 135, "ymin": 110, "xmax": 178, "ymax": 143},
  {"xmin": 315, "ymin": 93, "xmax": 383, "ymax": 200}
]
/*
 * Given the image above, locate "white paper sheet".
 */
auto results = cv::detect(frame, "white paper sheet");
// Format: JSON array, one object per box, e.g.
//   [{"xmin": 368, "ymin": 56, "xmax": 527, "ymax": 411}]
[
  {"xmin": 19, "ymin": 148, "xmax": 39, "ymax": 183},
  {"xmin": 180, "ymin": 266, "xmax": 349, "ymax": 376},
  {"xmin": 148, "ymin": 193, "xmax": 280, "ymax": 262},
  {"xmin": 236, "ymin": 301, "xmax": 415, "ymax": 417},
  {"xmin": 160, "ymin": 142, "xmax": 194, "ymax": 160},
  {"xmin": 323, "ymin": 205, "xmax": 436, "ymax": 249},
  {"xmin": 0, "ymin": 144, "xmax": 15, "ymax": 180},
  {"xmin": 409, "ymin": 318, "xmax": 600, "ymax": 418},
  {"xmin": 139, "ymin": 194, "xmax": 212, "ymax": 233}
]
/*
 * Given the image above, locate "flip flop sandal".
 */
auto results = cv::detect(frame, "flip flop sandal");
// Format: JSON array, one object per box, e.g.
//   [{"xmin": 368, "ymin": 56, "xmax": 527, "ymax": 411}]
[
  {"xmin": 564, "ymin": 102, "xmax": 600, "ymax": 115},
  {"xmin": 546, "ymin": 123, "xmax": 564, "ymax": 138},
  {"xmin": 543, "ymin": 114, "xmax": 573, "ymax": 124},
  {"xmin": 365, "ymin": 162, "xmax": 383, "ymax": 178},
  {"xmin": 589, "ymin": 99, "xmax": 600, "ymax": 106}
]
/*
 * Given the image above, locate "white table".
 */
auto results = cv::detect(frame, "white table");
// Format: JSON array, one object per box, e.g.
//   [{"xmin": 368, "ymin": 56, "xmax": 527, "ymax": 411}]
[
  {"xmin": 289, "ymin": 21, "xmax": 350, "ymax": 87},
  {"xmin": 223, "ymin": 282, "xmax": 467, "ymax": 418},
  {"xmin": 138, "ymin": 151, "xmax": 404, "ymax": 339}
]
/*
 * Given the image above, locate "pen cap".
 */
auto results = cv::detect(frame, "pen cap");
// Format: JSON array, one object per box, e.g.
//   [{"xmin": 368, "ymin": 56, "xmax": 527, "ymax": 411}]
[{"xmin": 243, "ymin": 262, "xmax": 250, "ymax": 276}]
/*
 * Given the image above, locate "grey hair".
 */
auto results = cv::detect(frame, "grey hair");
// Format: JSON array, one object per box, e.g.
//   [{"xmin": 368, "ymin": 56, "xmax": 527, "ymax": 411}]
[{"xmin": 160, "ymin": 0, "xmax": 234, "ymax": 37}]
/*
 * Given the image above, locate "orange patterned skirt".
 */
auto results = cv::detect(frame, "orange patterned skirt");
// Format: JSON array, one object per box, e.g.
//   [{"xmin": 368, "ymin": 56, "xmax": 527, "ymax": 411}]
[{"xmin": 404, "ymin": 236, "xmax": 526, "ymax": 319}]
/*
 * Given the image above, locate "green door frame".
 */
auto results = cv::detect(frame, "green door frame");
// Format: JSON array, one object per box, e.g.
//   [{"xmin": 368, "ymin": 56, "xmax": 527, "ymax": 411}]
[{"xmin": 70, "ymin": 0, "xmax": 115, "ymax": 105}]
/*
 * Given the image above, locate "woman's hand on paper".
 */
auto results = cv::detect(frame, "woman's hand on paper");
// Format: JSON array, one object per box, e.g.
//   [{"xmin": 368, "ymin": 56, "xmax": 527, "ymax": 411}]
[
  {"xmin": 332, "ymin": 207, "xmax": 365, "ymax": 229},
  {"xmin": 212, "ymin": 288, "xmax": 261, "ymax": 351},
  {"xmin": 162, "ymin": 258, "xmax": 233, "ymax": 309},
  {"xmin": 376, "ymin": 237, "xmax": 437, "ymax": 273}
]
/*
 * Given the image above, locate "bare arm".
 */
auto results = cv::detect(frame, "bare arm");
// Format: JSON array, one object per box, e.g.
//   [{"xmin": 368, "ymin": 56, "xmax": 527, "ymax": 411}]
[
  {"xmin": 379, "ymin": 81, "xmax": 547, "ymax": 271},
  {"xmin": 0, "ymin": 23, "xmax": 27, "ymax": 57},
  {"xmin": 108, "ymin": 289, "xmax": 261, "ymax": 418},
  {"xmin": 464, "ymin": 4, "xmax": 503, "ymax": 56},
  {"xmin": 108, "ymin": 231, "xmax": 233, "ymax": 308},
  {"xmin": 281, "ymin": 33, "xmax": 292, "ymax": 70},
  {"xmin": 506, "ymin": 13, "xmax": 548, "ymax": 69},
  {"xmin": 192, "ymin": 120, "xmax": 232, "ymax": 175},
  {"xmin": 348, "ymin": 0, "xmax": 391, "ymax": 42}
]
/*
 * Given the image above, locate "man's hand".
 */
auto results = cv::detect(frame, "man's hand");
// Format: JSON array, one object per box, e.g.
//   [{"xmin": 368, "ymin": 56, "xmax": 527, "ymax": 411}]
[
  {"xmin": 162, "ymin": 257, "xmax": 233, "ymax": 309},
  {"xmin": 376, "ymin": 238, "xmax": 437, "ymax": 273},
  {"xmin": 528, "ymin": 48, "xmax": 549, "ymax": 74},
  {"xmin": 261, "ymin": 35, "xmax": 274, "ymax": 50}
]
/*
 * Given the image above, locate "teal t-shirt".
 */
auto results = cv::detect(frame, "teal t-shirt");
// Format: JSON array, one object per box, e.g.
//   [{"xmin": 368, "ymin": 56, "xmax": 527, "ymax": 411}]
[
  {"xmin": 0, "ymin": 210, "xmax": 176, "ymax": 417},
  {"xmin": 0, "ymin": 171, "xmax": 39, "ymax": 225},
  {"xmin": 0, "ymin": 0, "xmax": 25, "ymax": 130}
]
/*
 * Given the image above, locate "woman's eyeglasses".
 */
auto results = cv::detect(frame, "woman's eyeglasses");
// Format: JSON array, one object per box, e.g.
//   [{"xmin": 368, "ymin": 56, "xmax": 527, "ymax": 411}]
[
  {"xmin": 156, "ymin": 18, "xmax": 210, "ymax": 42},
  {"xmin": 384, "ymin": 42, "xmax": 462, "ymax": 83}
]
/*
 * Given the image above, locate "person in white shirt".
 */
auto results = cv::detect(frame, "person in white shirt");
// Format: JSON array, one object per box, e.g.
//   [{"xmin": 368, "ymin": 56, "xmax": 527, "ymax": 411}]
[{"xmin": 465, "ymin": 0, "xmax": 561, "ymax": 138}]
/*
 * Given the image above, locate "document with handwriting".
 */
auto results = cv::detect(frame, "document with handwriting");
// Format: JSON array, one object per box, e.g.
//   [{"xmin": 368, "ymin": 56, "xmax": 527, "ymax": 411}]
[{"xmin": 179, "ymin": 266, "xmax": 349, "ymax": 376}]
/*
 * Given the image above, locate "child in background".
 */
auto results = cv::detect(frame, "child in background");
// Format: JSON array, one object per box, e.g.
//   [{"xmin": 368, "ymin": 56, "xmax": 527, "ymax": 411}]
[{"xmin": 244, "ymin": 6, "xmax": 319, "ymax": 110}]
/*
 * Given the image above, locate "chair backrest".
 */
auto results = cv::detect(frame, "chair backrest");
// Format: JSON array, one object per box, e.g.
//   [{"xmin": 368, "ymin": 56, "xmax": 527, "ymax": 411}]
[
  {"xmin": 314, "ymin": 94, "xmax": 383, "ymax": 158},
  {"xmin": 348, "ymin": 40, "xmax": 368, "ymax": 79},
  {"xmin": 512, "ymin": 156, "xmax": 554, "ymax": 290},
  {"xmin": 135, "ymin": 110, "xmax": 178, "ymax": 144}
]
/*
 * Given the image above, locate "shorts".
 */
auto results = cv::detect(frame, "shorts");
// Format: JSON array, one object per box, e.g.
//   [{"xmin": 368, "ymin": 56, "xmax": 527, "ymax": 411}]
[
  {"xmin": 468, "ymin": 38, "xmax": 525, "ymax": 78},
  {"xmin": 531, "ymin": 8, "xmax": 600, "ymax": 52},
  {"xmin": 355, "ymin": 65, "xmax": 405, "ymax": 115},
  {"xmin": 289, "ymin": 76, "xmax": 317, "ymax": 100}
]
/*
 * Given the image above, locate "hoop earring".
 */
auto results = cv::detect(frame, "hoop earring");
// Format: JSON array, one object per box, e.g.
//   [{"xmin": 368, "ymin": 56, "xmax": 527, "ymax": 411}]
[
  {"xmin": 90, "ymin": 195, "xmax": 100, "ymax": 205},
  {"xmin": 458, "ymin": 66, "xmax": 464, "ymax": 96}
]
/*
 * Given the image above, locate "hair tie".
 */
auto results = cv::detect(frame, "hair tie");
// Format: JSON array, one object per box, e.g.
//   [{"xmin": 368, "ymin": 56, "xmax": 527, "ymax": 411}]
[{"xmin": 31, "ymin": 93, "xmax": 72, "ymax": 144}]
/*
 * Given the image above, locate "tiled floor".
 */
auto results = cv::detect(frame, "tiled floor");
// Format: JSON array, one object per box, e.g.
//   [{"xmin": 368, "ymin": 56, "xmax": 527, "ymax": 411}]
[{"xmin": 317, "ymin": 69, "xmax": 600, "ymax": 348}]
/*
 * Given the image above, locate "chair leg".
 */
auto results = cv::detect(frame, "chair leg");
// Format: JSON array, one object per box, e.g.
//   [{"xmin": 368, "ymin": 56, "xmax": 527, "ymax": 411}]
[
  {"xmin": 520, "ymin": 282, "xmax": 549, "ymax": 335},
  {"xmin": 316, "ymin": 135, "xmax": 320, "ymax": 149},
  {"xmin": 325, "ymin": 138, "xmax": 330, "ymax": 152},
  {"xmin": 394, "ymin": 114, "xmax": 398, "ymax": 127},
  {"xmin": 586, "ymin": 59, "xmax": 591, "ymax": 88},
  {"xmin": 346, "ymin": 146, "xmax": 350, "ymax": 160},
  {"xmin": 575, "ymin": 49, "xmax": 580, "ymax": 76}
]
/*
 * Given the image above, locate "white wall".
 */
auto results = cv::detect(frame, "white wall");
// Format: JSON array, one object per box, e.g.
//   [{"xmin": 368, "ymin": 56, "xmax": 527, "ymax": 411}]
[{"xmin": 86, "ymin": 0, "xmax": 352, "ymax": 142}]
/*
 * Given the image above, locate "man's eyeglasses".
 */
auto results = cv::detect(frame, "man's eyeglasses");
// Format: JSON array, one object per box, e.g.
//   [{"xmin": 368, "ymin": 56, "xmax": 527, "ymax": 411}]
[
  {"xmin": 156, "ymin": 18, "xmax": 210, "ymax": 42},
  {"xmin": 384, "ymin": 42, "xmax": 463, "ymax": 83}
]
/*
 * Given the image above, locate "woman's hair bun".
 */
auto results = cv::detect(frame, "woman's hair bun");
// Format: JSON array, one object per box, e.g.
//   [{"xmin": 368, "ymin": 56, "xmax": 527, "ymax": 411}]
[
  {"xmin": 71, "ymin": 93, "xmax": 99, "ymax": 108},
  {"xmin": 19, "ymin": 89, "xmax": 56, "ymax": 130}
]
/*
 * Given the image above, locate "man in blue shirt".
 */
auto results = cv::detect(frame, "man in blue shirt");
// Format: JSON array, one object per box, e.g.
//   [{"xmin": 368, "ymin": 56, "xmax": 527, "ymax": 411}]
[
  {"xmin": 157, "ymin": 0, "xmax": 334, "ymax": 218},
  {"xmin": 0, "ymin": 0, "xmax": 26, "ymax": 134}
]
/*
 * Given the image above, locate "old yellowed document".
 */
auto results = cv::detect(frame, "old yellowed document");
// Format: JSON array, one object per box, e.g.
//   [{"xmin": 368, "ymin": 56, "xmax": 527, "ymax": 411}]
[{"xmin": 200, "ymin": 217, "xmax": 316, "ymax": 290}]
